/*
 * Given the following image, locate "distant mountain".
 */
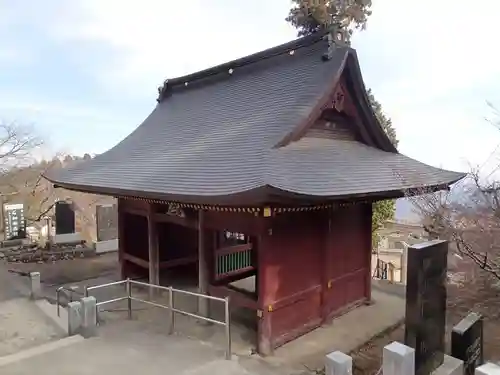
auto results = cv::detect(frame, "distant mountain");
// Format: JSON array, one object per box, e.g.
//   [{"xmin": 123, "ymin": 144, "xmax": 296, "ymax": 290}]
[{"xmin": 393, "ymin": 180, "xmax": 474, "ymax": 223}]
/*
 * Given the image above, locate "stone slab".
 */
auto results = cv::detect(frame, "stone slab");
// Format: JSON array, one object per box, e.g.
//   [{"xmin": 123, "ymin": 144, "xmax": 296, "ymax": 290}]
[
  {"xmin": 405, "ymin": 240, "xmax": 448, "ymax": 375},
  {"xmin": 452, "ymin": 312, "xmax": 483, "ymax": 375},
  {"xmin": 95, "ymin": 239, "xmax": 118, "ymax": 254},
  {"xmin": 53, "ymin": 233, "xmax": 83, "ymax": 245}
]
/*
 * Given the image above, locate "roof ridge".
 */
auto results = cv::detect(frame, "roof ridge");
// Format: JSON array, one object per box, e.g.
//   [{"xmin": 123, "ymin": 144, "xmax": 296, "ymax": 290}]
[{"xmin": 156, "ymin": 30, "xmax": 331, "ymax": 102}]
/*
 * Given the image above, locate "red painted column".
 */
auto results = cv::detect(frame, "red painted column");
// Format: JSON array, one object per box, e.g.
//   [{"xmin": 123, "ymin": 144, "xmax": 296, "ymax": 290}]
[
  {"xmin": 257, "ymin": 212, "xmax": 273, "ymax": 356},
  {"xmin": 117, "ymin": 198, "xmax": 126, "ymax": 279},
  {"xmin": 365, "ymin": 203, "xmax": 373, "ymax": 303}
]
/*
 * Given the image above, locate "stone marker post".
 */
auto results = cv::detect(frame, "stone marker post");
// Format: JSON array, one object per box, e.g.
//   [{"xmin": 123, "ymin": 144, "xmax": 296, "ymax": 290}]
[
  {"xmin": 29, "ymin": 271, "xmax": 41, "ymax": 300},
  {"xmin": 404, "ymin": 240, "xmax": 448, "ymax": 375},
  {"xmin": 383, "ymin": 341, "xmax": 415, "ymax": 375},
  {"xmin": 325, "ymin": 351, "xmax": 352, "ymax": 375},
  {"xmin": 452, "ymin": 312, "xmax": 484, "ymax": 375},
  {"xmin": 80, "ymin": 296, "xmax": 97, "ymax": 338},
  {"xmin": 67, "ymin": 301, "xmax": 82, "ymax": 336}
]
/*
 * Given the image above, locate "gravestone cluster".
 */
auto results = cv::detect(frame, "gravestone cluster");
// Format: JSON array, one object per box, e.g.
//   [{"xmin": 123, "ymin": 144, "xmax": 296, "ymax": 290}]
[
  {"xmin": 402, "ymin": 240, "xmax": 485, "ymax": 375},
  {"xmin": 325, "ymin": 239, "xmax": 490, "ymax": 375}
]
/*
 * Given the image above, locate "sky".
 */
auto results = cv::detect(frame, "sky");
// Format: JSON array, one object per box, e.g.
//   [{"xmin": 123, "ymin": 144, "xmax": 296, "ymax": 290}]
[{"xmin": 1, "ymin": 0, "xmax": 500, "ymax": 176}]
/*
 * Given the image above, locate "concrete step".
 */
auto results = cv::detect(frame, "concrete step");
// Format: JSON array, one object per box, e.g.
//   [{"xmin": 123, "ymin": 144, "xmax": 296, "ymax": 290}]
[{"xmin": 0, "ymin": 335, "xmax": 84, "ymax": 368}]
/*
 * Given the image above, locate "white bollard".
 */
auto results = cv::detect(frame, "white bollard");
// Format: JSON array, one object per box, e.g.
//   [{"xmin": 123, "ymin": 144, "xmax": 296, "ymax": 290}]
[
  {"xmin": 476, "ymin": 363, "xmax": 500, "ymax": 375},
  {"xmin": 383, "ymin": 341, "xmax": 415, "ymax": 375},
  {"xmin": 80, "ymin": 296, "xmax": 97, "ymax": 338},
  {"xmin": 29, "ymin": 272, "xmax": 41, "ymax": 300},
  {"xmin": 325, "ymin": 351, "xmax": 352, "ymax": 375}
]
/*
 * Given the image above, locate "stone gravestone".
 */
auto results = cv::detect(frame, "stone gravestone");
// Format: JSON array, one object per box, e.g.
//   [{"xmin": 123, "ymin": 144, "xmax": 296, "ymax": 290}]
[
  {"xmin": 3, "ymin": 203, "xmax": 26, "ymax": 240},
  {"xmin": 451, "ymin": 312, "xmax": 484, "ymax": 375},
  {"xmin": 55, "ymin": 201, "xmax": 75, "ymax": 235},
  {"xmin": 404, "ymin": 240, "xmax": 448, "ymax": 375},
  {"xmin": 96, "ymin": 204, "xmax": 118, "ymax": 242}
]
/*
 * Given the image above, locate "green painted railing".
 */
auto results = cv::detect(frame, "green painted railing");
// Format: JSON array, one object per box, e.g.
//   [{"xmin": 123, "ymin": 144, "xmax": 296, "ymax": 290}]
[{"xmin": 215, "ymin": 244, "xmax": 253, "ymax": 279}]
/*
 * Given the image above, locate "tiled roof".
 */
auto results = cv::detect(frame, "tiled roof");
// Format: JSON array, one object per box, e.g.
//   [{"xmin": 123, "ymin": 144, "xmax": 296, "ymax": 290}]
[{"xmin": 46, "ymin": 31, "xmax": 465, "ymax": 204}]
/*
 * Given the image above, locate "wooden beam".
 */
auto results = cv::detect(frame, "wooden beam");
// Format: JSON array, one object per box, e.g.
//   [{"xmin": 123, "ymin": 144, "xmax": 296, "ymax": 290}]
[
  {"xmin": 153, "ymin": 212, "xmax": 198, "ymax": 228},
  {"xmin": 159, "ymin": 255, "xmax": 198, "ymax": 269},
  {"xmin": 208, "ymin": 285, "xmax": 258, "ymax": 310},
  {"xmin": 123, "ymin": 253, "xmax": 149, "ymax": 269},
  {"xmin": 198, "ymin": 209, "xmax": 209, "ymax": 317},
  {"xmin": 147, "ymin": 204, "xmax": 160, "ymax": 295}
]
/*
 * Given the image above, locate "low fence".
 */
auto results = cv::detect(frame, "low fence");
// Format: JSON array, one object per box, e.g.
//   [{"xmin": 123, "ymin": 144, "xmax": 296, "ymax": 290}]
[
  {"xmin": 82, "ymin": 278, "xmax": 232, "ymax": 360},
  {"xmin": 325, "ymin": 341, "xmax": 498, "ymax": 375}
]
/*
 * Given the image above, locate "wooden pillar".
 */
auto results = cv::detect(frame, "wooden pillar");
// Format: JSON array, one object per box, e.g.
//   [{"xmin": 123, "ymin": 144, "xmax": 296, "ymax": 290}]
[
  {"xmin": 147, "ymin": 204, "xmax": 160, "ymax": 295},
  {"xmin": 365, "ymin": 203, "xmax": 373, "ymax": 303},
  {"xmin": 117, "ymin": 199, "xmax": 126, "ymax": 279},
  {"xmin": 198, "ymin": 209, "xmax": 209, "ymax": 317},
  {"xmin": 257, "ymin": 213, "xmax": 273, "ymax": 356},
  {"xmin": 320, "ymin": 211, "xmax": 331, "ymax": 323}
]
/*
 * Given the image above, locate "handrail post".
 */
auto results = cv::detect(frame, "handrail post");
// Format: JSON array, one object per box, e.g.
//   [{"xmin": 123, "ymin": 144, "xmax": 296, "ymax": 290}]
[
  {"xmin": 126, "ymin": 278, "xmax": 132, "ymax": 320},
  {"xmin": 168, "ymin": 286, "xmax": 174, "ymax": 335},
  {"xmin": 224, "ymin": 296, "xmax": 231, "ymax": 360},
  {"xmin": 56, "ymin": 288, "xmax": 61, "ymax": 317},
  {"xmin": 84, "ymin": 286, "xmax": 89, "ymax": 298}
]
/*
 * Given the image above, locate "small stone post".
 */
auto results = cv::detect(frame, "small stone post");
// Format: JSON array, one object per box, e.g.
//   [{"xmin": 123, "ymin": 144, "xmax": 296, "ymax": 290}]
[
  {"xmin": 29, "ymin": 271, "xmax": 41, "ymax": 300},
  {"xmin": 325, "ymin": 351, "xmax": 352, "ymax": 375},
  {"xmin": 67, "ymin": 301, "xmax": 82, "ymax": 335},
  {"xmin": 383, "ymin": 341, "xmax": 415, "ymax": 375},
  {"xmin": 475, "ymin": 363, "xmax": 500, "ymax": 375},
  {"xmin": 80, "ymin": 296, "xmax": 97, "ymax": 338}
]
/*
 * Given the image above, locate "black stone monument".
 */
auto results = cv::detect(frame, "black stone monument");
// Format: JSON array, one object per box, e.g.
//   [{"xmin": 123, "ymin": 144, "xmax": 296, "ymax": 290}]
[
  {"xmin": 96, "ymin": 204, "xmax": 118, "ymax": 241},
  {"xmin": 451, "ymin": 312, "xmax": 483, "ymax": 375},
  {"xmin": 55, "ymin": 201, "xmax": 75, "ymax": 234},
  {"xmin": 3, "ymin": 203, "xmax": 26, "ymax": 240},
  {"xmin": 404, "ymin": 240, "xmax": 448, "ymax": 375}
]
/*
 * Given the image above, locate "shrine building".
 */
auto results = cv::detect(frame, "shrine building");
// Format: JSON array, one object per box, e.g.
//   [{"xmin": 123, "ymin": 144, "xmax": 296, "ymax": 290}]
[{"xmin": 45, "ymin": 29, "xmax": 465, "ymax": 355}]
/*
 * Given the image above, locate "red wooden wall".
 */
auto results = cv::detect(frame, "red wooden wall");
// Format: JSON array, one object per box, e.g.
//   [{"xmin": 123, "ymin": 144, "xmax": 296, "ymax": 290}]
[{"xmin": 258, "ymin": 203, "xmax": 372, "ymax": 352}]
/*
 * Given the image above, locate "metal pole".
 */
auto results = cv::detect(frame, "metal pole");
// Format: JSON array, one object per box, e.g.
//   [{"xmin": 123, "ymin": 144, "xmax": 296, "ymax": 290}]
[
  {"xmin": 168, "ymin": 287, "xmax": 174, "ymax": 335},
  {"xmin": 84, "ymin": 286, "xmax": 89, "ymax": 298},
  {"xmin": 56, "ymin": 288, "xmax": 60, "ymax": 317},
  {"xmin": 224, "ymin": 296, "xmax": 231, "ymax": 360},
  {"xmin": 126, "ymin": 278, "xmax": 132, "ymax": 320}
]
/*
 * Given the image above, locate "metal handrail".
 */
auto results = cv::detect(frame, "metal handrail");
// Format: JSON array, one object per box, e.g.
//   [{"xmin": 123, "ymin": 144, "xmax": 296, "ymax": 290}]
[
  {"xmin": 83, "ymin": 278, "xmax": 232, "ymax": 360},
  {"xmin": 56, "ymin": 286, "xmax": 84, "ymax": 317}
]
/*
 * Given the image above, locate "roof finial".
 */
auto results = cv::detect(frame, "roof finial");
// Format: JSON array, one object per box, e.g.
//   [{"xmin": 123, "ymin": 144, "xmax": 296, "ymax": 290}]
[{"xmin": 322, "ymin": 23, "xmax": 348, "ymax": 61}]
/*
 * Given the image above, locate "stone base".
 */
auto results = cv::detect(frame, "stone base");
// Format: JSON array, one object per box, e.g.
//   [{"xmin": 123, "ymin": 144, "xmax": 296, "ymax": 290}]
[
  {"xmin": 53, "ymin": 233, "xmax": 83, "ymax": 245},
  {"xmin": 432, "ymin": 354, "xmax": 463, "ymax": 375},
  {"xmin": 1, "ymin": 238, "xmax": 30, "ymax": 248},
  {"xmin": 94, "ymin": 239, "xmax": 118, "ymax": 254}
]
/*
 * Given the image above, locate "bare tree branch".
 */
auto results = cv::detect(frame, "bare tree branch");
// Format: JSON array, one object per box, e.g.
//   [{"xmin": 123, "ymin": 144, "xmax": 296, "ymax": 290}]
[
  {"xmin": 0, "ymin": 121, "xmax": 42, "ymax": 175},
  {"xmin": 396, "ymin": 105, "xmax": 500, "ymax": 281}
]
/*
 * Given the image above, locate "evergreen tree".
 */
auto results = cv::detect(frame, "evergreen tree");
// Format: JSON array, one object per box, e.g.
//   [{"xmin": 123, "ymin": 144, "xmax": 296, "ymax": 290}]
[{"xmin": 286, "ymin": 0, "xmax": 372, "ymax": 42}]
